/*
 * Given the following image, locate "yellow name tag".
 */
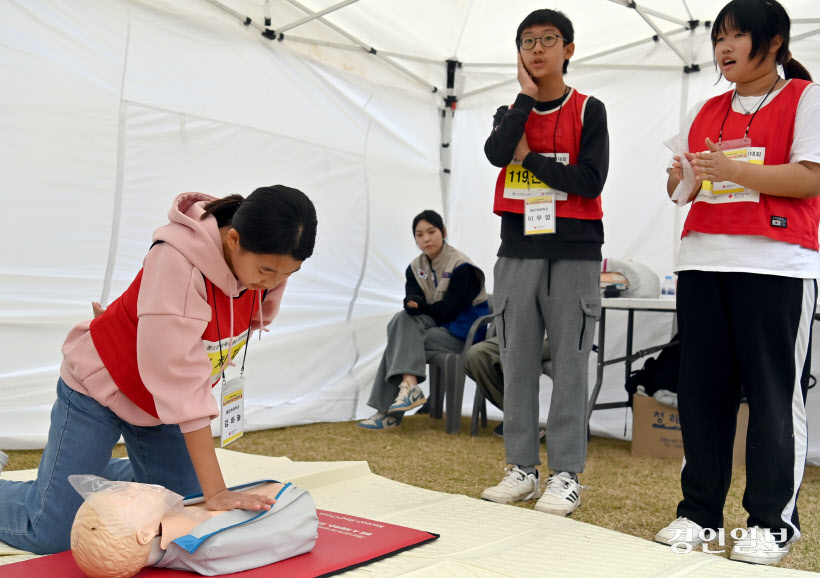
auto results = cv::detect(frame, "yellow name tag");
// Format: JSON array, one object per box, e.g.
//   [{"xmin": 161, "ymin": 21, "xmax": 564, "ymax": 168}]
[{"xmin": 220, "ymin": 375, "xmax": 245, "ymax": 447}]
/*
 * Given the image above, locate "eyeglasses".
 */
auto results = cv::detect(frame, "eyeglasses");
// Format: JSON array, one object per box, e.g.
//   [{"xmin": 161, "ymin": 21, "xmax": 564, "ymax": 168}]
[{"xmin": 519, "ymin": 34, "xmax": 566, "ymax": 50}]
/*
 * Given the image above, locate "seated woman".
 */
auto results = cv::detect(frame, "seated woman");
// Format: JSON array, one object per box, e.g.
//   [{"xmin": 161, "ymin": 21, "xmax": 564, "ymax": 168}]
[{"xmin": 359, "ymin": 210, "xmax": 489, "ymax": 430}]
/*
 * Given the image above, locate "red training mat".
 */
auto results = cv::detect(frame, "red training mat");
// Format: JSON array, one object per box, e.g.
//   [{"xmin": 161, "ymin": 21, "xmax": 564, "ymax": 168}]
[{"xmin": 0, "ymin": 510, "xmax": 438, "ymax": 577}]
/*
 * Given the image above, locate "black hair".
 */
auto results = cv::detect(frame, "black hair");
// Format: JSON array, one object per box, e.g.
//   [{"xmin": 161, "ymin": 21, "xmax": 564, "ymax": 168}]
[
  {"xmin": 712, "ymin": 0, "xmax": 812, "ymax": 81},
  {"xmin": 201, "ymin": 185, "xmax": 318, "ymax": 261},
  {"xmin": 412, "ymin": 210, "xmax": 445, "ymax": 236},
  {"xmin": 516, "ymin": 9, "xmax": 574, "ymax": 74}
]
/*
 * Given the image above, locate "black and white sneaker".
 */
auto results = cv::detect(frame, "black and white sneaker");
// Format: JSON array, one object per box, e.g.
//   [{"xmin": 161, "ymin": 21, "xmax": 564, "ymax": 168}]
[
  {"xmin": 534, "ymin": 471, "xmax": 582, "ymax": 516},
  {"xmin": 481, "ymin": 466, "xmax": 541, "ymax": 504}
]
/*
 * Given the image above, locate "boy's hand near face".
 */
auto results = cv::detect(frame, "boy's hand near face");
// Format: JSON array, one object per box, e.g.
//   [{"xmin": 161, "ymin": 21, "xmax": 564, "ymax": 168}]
[{"xmin": 517, "ymin": 53, "xmax": 539, "ymax": 98}]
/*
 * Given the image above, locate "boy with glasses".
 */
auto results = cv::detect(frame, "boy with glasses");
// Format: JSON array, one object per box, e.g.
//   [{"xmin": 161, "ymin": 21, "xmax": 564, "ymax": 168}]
[{"xmin": 481, "ymin": 9, "xmax": 609, "ymax": 516}]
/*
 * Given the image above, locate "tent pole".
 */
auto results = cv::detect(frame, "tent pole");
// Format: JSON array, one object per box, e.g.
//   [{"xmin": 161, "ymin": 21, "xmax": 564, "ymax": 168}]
[
  {"xmin": 632, "ymin": 8, "xmax": 694, "ymax": 68},
  {"xmin": 608, "ymin": 0, "xmax": 688, "ymax": 27},
  {"xmin": 201, "ymin": 0, "xmax": 439, "ymax": 92},
  {"xmin": 440, "ymin": 60, "xmax": 460, "ymax": 218},
  {"xmin": 460, "ymin": 62, "xmax": 685, "ymax": 101},
  {"xmin": 681, "ymin": 0, "xmax": 694, "ymax": 22},
  {"xmin": 792, "ymin": 27, "xmax": 820, "ymax": 42},
  {"xmin": 460, "ymin": 27, "xmax": 689, "ymax": 71},
  {"xmin": 275, "ymin": 0, "xmax": 361, "ymax": 34},
  {"xmin": 282, "ymin": 0, "xmax": 439, "ymax": 93}
]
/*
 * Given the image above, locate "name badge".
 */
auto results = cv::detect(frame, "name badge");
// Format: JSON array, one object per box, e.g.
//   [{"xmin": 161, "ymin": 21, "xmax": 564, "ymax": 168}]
[
  {"xmin": 703, "ymin": 138, "xmax": 750, "ymax": 194},
  {"xmin": 524, "ymin": 195, "xmax": 556, "ymax": 235},
  {"xmin": 504, "ymin": 153, "xmax": 569, "ymax": 200},
  {"xmin": 220, "ymin": 374, "xmax": 245, "ymax": 447},
  {"xmin": 697, "ymin": 143, "xmax": 764, "ymax": 205}
]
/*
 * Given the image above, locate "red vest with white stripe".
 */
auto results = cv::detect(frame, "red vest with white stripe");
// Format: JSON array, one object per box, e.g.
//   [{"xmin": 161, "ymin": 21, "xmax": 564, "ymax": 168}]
[
  {"xmin": 89, "ymin": 269, "xmax": 260, "ymax": 419},
  {"xmin": 493, "ymin": 89, "xmax": 603, "ymax": 220},
  {"xmin": 683, "ymin": 79, "xmax": 820, "ymax": 250}
]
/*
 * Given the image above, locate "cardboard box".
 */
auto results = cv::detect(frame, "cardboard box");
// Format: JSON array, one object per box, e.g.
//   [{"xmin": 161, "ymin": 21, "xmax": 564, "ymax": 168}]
[{"xmin": 631, "ymin": 394, "xmax": 749, "ymax": 465}]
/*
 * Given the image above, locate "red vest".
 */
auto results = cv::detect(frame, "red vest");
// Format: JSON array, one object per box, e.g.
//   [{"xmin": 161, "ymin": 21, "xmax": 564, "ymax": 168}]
[
  {"xmin": 89, "ymin": 269, "xmax": 260, "ymax": 418},
  {"xmin": 683, "ymin": 79, "xmax": 819, "ymax": 250},
  {"xmin": 493, "ymin": 89, "xmax": 603, "ymax": 220}
]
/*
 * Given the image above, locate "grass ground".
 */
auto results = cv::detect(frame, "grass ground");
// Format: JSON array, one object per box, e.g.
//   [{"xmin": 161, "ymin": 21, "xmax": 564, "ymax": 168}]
[{"xmin": 5, "ymin": 414, "xmax": 819, "ymax": 572}]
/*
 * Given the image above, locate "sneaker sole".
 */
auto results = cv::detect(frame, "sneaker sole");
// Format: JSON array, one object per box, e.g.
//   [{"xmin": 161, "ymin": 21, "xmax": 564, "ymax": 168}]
[
  {"xmin": 534, "ymin": 498, "xmax": 581, "ymax": 517},
  {"xmin": 654, "ymin": 536, "xmax": 705, "ymax": 547},
  {"xmin": 481, "ymin": 488, "xmax": 542, "ymax": 504},
  {"xmin": 357, "ymin": 423, "xmax": 400, "ymax": 430},
  {"xmin": 729, "ymin": 551, "xmax": 787, "ymax": 565},
  {"xmin": 388, "ymin": 396, "xmax": 427, "ymax": 413}
]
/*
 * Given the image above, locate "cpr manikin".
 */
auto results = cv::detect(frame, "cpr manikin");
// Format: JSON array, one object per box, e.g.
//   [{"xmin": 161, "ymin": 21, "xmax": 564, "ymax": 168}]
[{"xmin": 69, "ymin": 475, "xmax": 318, "ymax": 578}]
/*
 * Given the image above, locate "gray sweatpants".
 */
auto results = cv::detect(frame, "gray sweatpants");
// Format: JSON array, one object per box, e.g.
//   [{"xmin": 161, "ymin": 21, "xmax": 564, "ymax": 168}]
[
  {"xmin": 367, "ymin": 311, "xmax": 464, "ymax": 413},
  {"xmin": 463, "ymin": 336, "xmax": 551, "ymax": 411},
  {"xmin": 494, "ymin": 257, "xmax": 600, "ymax": 473}
]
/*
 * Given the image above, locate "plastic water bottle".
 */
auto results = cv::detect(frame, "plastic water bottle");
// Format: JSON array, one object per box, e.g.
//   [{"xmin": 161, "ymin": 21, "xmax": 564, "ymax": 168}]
[{"xmin": 661, "ymin": 275, "xmax": 676, "ymax": 299}]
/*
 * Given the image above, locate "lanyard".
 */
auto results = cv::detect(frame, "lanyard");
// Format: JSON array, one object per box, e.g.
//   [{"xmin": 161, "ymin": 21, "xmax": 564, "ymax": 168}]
[
  {"xmin": 717, "ymin": 76, "xmax": 779, "ymax": 143},
  {"xmin": 551, "ymin": 86, "xmax": 569, "ymax": 161},
  {"xmin": 211, "ymin": 283, "xmax": 257, "ymax": 380}
]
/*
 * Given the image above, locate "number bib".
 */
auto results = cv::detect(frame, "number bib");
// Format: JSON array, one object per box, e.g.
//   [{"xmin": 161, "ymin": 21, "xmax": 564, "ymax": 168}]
[
  {"xmin": 504, "ymin": 152, "xmax": 569, "ymax": 200},
  {"xmin": 220, "ymin": 374, "xmax": 245, "ymax": 447}
]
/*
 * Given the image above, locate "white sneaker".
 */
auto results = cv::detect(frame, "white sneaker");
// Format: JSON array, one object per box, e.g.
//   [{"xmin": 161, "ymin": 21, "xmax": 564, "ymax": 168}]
[
  {"xmin": 0, "ymin": 450, "xmax": 7, "ymax": 475},
  {"xmin": 730, "ymin": 527, "xmax": 789, "ymax": 565},
  {"xmin": 388, "ymin": 382, "xmax": 426, "ymax": 413},
  {"xmin": 481, "ymin": 467, "xmax": 541, "ymax": 504},
  {"xmin": 534, "ymin": 472, "xmax": 582, "ymax": 516},
  {"xmin": 655, "ymin": 517, "xmax": 706, "ymax": 548},
  {"xmin": 357, "ymin": 412, "xmax": 401, "ymax": 430}
]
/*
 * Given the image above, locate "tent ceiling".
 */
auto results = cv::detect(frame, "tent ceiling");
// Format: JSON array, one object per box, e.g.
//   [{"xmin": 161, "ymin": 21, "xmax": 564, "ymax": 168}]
[{"xmin": 185, "ymin": 0, "xmax": 820, "ymax": 96}]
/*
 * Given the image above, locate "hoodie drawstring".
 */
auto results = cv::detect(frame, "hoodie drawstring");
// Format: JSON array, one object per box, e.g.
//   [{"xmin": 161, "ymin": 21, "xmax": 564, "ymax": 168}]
[{"xmin": 211, "ymin": 280, "xmax": 261, "ymax": 382}]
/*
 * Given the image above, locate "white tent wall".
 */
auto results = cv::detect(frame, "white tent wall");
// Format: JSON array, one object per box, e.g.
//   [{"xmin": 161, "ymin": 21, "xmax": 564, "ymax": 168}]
[
  {"xmin": 0, "ymin": 0, "xmax": 442, "ymax": 448},
  {"xmin": 2, "ymin": 0, "xmax": 820, "ymax": 464}
]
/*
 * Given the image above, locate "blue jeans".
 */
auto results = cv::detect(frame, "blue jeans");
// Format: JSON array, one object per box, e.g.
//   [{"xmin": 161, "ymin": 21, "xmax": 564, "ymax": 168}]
[{"xmin": 0, "ymin": 378, "xmax": 200, "ymax": 554}]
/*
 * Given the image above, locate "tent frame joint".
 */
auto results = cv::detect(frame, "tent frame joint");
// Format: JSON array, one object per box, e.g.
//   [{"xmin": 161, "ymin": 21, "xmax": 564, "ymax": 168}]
[{"xmin": 683, "ymin": 63, "xmax": 700, "ymax": 74}]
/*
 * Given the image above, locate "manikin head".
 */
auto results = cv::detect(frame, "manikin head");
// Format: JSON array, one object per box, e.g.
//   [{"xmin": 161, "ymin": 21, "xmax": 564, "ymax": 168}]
[
  {"xmin": 71, "ymin": 499, "xmax": 156, "ymax": 578},
  {"xmin": 69, "ymin": 476, "xmax": 182, "ymax": 578}
]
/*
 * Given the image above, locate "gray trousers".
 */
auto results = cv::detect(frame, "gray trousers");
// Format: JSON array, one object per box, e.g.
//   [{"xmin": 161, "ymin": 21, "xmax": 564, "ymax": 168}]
[
  {"xmin": 367, "ymin": 311, "xmax": 464, "ymax": 413},
  {"xmin": 464, "ymin": 336, "xmax": 551, "ymax": 411},
  {"xmin": 494, "ymin": 257, "xmax": 600, "ymax": 473}
]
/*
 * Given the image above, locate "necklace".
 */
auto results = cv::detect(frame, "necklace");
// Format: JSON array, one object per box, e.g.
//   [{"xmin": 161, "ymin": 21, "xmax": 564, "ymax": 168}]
[
  {"xmin": 735, "ymin": 92, "xmax": 769, "ymax": 115},
  {"xmin": 718, "ymin": 75, "xmax": 780, "ymax": 143}
]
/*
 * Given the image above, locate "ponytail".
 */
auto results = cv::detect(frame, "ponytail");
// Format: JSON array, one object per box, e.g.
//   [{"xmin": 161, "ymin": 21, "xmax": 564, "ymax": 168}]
[
  {"xmin": 783, "ymin": 56, "xmax": 812, "ymax": 82},
  {"xmin": 202, "ymin": 186, "xmax": 317, "ymax": 260},
  {"xmin": 201, "ymin": 194, "xmax": 244, "ymax": 227}
]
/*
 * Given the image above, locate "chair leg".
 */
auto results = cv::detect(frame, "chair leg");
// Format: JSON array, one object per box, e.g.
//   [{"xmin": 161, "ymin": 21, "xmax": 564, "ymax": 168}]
[
  {"xmin": 446, "ymin": 356, "xmax": 465, "ymax": 434},
  {"xmin": 480, "ymin": 396, "xmax": 487, "ymax": 427},
  {"xmin": 471, "ymin": 387, "xmax": 484, "ymax": 437},
  {"xmin": 428, "ymin": 364, "xmax": 443, "ymax": 419}
]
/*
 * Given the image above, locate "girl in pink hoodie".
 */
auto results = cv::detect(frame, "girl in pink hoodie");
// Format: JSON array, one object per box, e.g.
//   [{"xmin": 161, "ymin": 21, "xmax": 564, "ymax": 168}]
[{"xmin": 0, "ymin": 185, "xmax": 317, "ymax": 555}]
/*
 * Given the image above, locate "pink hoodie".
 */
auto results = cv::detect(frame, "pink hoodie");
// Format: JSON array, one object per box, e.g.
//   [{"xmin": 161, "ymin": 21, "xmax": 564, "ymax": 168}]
[{"xmin": 60, "ymin": 193, "xmax": 285, "ymax": 433}]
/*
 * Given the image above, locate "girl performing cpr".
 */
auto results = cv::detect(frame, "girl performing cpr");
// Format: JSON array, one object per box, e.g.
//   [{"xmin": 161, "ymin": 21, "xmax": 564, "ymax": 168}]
[{"xmin": 0, "ymin": 186, "xmax": 317, "ymax": 554}]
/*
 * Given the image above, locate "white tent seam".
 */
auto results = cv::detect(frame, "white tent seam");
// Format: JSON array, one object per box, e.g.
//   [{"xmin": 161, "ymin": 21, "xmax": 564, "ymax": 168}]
[
  {"xmin": 117, "ymin": 99, "xmax": 368, "ymax": 159},
  {"xmin": 345, "ymin": 91, "xmax": 377, "ymax": 420},
  {"xmin": 100, "ymin": 12, "xmax": 133, "ymax": 308}
]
